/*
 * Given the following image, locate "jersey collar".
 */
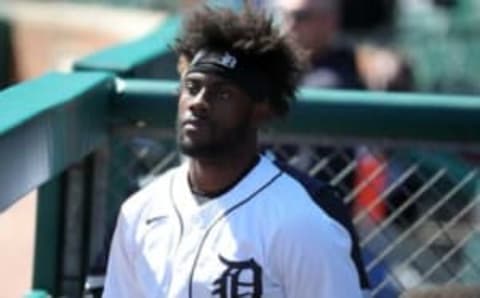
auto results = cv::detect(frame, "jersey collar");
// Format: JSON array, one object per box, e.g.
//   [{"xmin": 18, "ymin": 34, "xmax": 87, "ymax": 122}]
[{"xmin": 171, "ymin": 155, "xmax": 282, "ymax": 228}]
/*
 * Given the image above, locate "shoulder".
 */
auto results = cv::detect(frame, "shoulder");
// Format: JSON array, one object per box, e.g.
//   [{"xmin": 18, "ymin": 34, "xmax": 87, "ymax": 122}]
[
  {"xmin": 276, "ymin": 206, "xmax": 352, "ymax": 252},
  {"xmin": 273, "ymin": 160, "xmax": 348, "ymax": 221},
  {"xmin": 267, "ymin": 177, "xmax": 353, "ymax": 272},
  {"xmin": 269, "ymin": 159, "xmax": 352, "ymax": 245},
  {"xmin": 273, "ymin": 160, "xmax": 329, "ymax": 194}
]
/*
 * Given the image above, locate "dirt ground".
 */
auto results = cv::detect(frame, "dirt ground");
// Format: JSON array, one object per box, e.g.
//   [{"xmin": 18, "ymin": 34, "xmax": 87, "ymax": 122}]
[{"xmin": 0, "ymin": 192, "xmax": 36, "ymax": 298}]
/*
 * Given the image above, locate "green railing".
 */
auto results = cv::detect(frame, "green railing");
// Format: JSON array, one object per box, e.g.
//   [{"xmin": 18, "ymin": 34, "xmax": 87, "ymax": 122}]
[
  {"xmin": 0, "ymin": 72, "xmax": 113, "ymax": 212},
  {"xmin": 2, "ymin": 11, "xmax": 480, "ymax": 298}
]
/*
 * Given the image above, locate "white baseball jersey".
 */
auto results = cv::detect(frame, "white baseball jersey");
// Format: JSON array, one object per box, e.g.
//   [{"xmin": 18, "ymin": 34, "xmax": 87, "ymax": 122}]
[{"xmin": 103, "ymin": 155, "xmax": 363, "ymax": 298}]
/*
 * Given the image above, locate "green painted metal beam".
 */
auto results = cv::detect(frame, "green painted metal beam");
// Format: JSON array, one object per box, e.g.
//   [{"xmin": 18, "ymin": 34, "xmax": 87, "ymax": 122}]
[
  {"xmin": 0, "ymin": 72, "xmax": 113, "ymax": 212},
  {"xmin": 74, "ymin": 15, "xmax": 180, "ymax": 77},
  {"xmin": 284, "ymin": 87, "xmax": 480, "ymax": 143},
  {"xmin": 33, "ymin": 176, "xmax": 64, "ymax": 295},
  {"xmin": 114, "ymin": 79, "xmax": 480, "ymax": 144},
  {"xmin": 113, "ymin": 79, "xmax": 178, "ymax": 129}
]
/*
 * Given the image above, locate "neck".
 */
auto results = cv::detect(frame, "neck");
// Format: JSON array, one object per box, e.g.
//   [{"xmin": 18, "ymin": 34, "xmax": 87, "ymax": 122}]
[{"xmin": 187, "ymin": 142, "xmax": 259, "ymax": 197}]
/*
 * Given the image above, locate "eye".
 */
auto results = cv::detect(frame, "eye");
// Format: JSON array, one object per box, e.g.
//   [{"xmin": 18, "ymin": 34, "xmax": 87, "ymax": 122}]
[
  {"xmin": 184, "ymin": 79, "xmax": 201, "ymax": 96},
  {"xmin": 217, "ymin": 88, "xmax": 232, "ymax": 101}
]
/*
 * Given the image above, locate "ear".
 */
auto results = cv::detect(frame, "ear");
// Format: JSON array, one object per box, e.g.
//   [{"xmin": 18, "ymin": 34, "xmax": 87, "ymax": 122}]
[
  {"xmin": 251, "ymin": 101, "xmax": 274, "ymax": 126},
  {"xmin": 177, "ymin": 55, "xmax": 190, "ymax": 77}
]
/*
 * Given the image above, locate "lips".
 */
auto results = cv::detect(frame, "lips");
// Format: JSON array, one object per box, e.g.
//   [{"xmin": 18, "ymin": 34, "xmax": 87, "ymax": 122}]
[{"xmin": 182, "ymin": 118, "xmax": 210, "ymax": 132}]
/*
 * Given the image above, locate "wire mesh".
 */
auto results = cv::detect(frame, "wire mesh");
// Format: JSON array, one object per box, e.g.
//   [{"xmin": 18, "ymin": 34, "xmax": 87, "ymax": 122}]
[{"xmin": 93, "ymin": 133, "xmax": 480, "ymax": 297}]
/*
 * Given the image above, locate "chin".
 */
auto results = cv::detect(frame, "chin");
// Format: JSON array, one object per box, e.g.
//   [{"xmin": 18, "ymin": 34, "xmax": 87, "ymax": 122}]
[
  {"xmin": 180, "ymin": 141, "xmax": 211, "ymax": 158},
  {"xmin": 179, "ymin": 141, "xmax": 228, "ymax": 159}
]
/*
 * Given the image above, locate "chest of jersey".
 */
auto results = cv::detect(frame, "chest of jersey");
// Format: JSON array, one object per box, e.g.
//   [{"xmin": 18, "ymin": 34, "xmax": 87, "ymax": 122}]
[{"xmin": 134, "ymin": 205, "xmax": 283, "ymax": 298}]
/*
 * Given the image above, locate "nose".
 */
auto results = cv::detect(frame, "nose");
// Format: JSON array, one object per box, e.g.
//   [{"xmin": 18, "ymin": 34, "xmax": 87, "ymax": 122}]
[{"xmin": 189, "ymin": 88, "xmax": 209, "ymax": 116}]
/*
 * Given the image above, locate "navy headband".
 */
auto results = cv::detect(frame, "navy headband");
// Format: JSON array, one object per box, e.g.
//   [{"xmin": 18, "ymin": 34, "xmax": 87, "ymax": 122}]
[{"xmin": 185, "ymin": 49, "xmax": 271, "ymax": 102}]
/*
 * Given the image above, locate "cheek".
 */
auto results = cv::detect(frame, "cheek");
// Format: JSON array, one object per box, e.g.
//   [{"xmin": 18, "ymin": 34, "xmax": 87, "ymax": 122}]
[
  {"xmin": 216, "ymin": 103, "xmax": 253, "ymax": 128},
  {"xmin": 177, "ymin": 96, "xmax": 189, "ymax": 116}
]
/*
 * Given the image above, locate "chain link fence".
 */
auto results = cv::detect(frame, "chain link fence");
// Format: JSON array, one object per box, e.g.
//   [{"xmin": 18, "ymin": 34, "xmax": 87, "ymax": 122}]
[{"xmin": 85, "ymin": 130, "xmax": 480, "ymax": 297}]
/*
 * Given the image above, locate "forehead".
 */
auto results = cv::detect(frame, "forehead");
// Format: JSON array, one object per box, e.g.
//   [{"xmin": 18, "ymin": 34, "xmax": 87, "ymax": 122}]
[
  {"xmin": 183, "ymin": 72, "xmax": 236, "ymax": 87},
  {"xmin": 182, "ymin": 71, "xmax": 253, "ymax": 102}
]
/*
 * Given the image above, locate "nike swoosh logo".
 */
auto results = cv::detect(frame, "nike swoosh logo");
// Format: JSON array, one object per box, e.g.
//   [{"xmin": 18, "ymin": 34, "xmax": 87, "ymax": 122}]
[{"xmin": 145, "ymin": 215, "xmax": 167, "ymax": 225}]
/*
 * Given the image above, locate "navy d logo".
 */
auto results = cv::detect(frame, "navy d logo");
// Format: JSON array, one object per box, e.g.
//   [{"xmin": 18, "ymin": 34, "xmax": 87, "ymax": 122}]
[{"xmin": 212, "ymin": 255, "xmax": 263, "ymax": 298}]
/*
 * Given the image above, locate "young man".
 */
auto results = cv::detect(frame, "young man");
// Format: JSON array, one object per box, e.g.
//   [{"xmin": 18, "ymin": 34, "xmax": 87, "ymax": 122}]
[{"xmin": 103, "ymin": 5, "xmax": 365, "ymax": 298}]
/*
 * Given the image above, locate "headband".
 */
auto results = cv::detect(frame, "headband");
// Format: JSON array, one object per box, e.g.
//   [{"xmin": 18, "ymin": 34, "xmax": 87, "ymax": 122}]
[{"xmin": 185, "ymin": 49, "xmax": 271, "ymax": 102}]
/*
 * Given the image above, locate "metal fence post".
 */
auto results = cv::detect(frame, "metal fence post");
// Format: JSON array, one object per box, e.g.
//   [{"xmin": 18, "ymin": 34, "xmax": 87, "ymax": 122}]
[
  {"xmin": 32, "ymin": 151, "xmax": 105, "ymax": 297},
  {"xmin": 33, "ymin": 175, "xmax": 65, "ymax": 295}
]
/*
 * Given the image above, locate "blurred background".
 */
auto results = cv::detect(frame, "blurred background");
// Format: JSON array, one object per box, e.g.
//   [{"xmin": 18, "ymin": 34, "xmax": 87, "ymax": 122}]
[
  {"xmin": 2, "ymin": 0, "xmax": 480, "ymax": 297},
  {"xmin": 3, "ymin": 0, "xmax": 480, "ymax": 91}
]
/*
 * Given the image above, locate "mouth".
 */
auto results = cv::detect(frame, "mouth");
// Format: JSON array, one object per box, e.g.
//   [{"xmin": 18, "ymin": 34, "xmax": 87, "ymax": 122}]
[{"xmin": 182, "ymin": 118, "xmax": 210, "ymax": 132}]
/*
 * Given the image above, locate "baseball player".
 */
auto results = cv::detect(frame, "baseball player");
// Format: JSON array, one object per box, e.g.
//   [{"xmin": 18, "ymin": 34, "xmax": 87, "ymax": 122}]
[{"xmin": 103, "ymin": 4, "xmax": 368, "ymax": 298}]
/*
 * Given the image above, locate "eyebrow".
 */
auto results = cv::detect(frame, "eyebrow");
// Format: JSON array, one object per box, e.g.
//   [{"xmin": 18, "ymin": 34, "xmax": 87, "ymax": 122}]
[{"xmin": 184, "ymin": 74, "xmax": 236, "ymax": 89}]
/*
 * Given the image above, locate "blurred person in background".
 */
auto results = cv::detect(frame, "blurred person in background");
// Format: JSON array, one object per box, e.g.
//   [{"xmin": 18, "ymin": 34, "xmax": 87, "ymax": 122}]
[
  {"xmin": 272, "ymin": 1, "xmax": 415, "ymax": 297},
  {"xmin": 274, "ymin": 0, "xmax": 414, "ymax": 91},
  {"xmin": 275, "ymin": 0, "xmax": 365, "ymax": 89},
  {"xmin": 273, "ymin": 0, "xmax": 415, "ymax": 219},
  {"xmin": 269, "ymin": 0, "xmax": 364, "ymax": 198}
]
